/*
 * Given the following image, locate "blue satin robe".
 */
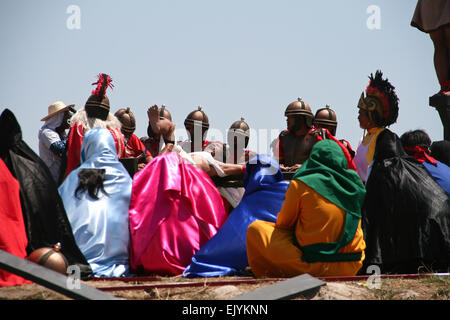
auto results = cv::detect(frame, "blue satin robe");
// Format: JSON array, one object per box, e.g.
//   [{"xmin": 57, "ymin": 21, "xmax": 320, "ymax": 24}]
[
  {"xmin": 58, "ymin": 127, "xmax": 132, "ymax": 277},
  {"xmin": 183, "ymin": 154, "xmax": 290, "ymax": 277}
]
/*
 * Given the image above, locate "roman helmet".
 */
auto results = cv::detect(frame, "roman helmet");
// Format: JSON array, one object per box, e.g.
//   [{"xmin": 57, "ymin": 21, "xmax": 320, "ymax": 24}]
[
  {"xmin": 284, "ymin": 97, "xmax": 314, "ymax": 128},
  {"xmin": 227, "ymin": 117, "xmax": 250, "ymax": 149},
  {"xmin": 159, "ymin": 105, "xmax": 172, "ymax": 121},
  {"xmin": 184, "ymin": 106, "xmax": 210, "ymax": 138},
  {"xmin": 358, "ymin": 70, "xmax": 399, "ymax": 127},
  {"xmin": 85, "ymin": 73, "xmax": 114, "ymax": 121},
  {"xmin": 115, "ymin": 107, "xmax": 136, "ymax": 136},
  {"xmin": 27, "ymin": 243, "xmax": 69, "ymax": 275},
  {"xmin": 314, "ymin": 105, "xmax": 338, "ymax": 135}
]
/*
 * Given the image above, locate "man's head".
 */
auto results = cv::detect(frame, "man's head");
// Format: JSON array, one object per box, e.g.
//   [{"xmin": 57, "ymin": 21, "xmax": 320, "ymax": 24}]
[
  {"xmin": 227, "ymin": 118, "xmax": 250, "ymax": 150},
  {"xmin": 41, "ymin": 101, "xmax": 76, "ymax": 131},
  {"xmin": 357, "ymin": 108, "xmax": 373, "ymax": 130},
  {"xmin": 115, "ymin": 108, "xmax": 136, "ymax": 142},
  {"xmin": 357, "ymin": 70, "xmax": 399, "ymax": 128},
  {"xmin": 400, "ymin": 129, "xmax": 431, "ymax": 149},
  {"xmin": 284, "ymin": 98, "xmax": 314, "ymax": 133},
  {"xmin": 85, "ymin": 73, "xmax": 113, "ymax": 121},
  {"xmin": 184, "ymin": 106, "xmax": 209, "ymax": 142},
  {"xmin": 314, "ymin": 105, "xmax": 337, "ymax": 136},
  {"xmin": 400, "ymin": 129, "xmax": 439, "ymax": 165}
]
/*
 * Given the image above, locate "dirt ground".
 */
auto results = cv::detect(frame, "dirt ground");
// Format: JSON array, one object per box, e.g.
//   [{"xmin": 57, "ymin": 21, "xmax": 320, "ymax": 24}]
[{"xmin": 0, "ymin": 274, "xmax": 448, "ymax": 300}]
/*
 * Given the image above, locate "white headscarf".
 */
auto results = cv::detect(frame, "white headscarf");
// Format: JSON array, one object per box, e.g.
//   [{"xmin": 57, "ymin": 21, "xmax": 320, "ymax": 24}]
[
  {"xmin": 38, "ymin": 112, "xmax": 67, "ymax": 147},
  {"xmin": 40, "ymin": 112, "xmax": 65, "ymax": 131}
]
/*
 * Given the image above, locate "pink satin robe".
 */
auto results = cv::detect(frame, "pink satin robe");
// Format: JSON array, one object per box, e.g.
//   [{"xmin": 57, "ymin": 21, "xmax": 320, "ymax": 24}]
[{"xmin": 129, "ymin": 152, "xmax": 227, "ymax": 275}]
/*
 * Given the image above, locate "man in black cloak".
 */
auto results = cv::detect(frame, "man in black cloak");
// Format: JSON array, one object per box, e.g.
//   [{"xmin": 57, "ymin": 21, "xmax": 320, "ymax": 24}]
[
  {"xmin": 362, "ymin": 125, "xmax": 450, "ymax": 274},
  {"xmin": 355, "ymin": 71, "xmax": 449, "ymax": 274},
  {"xmin": 0, "ymin": 109, "xmax": 92, "ymax": 279}
]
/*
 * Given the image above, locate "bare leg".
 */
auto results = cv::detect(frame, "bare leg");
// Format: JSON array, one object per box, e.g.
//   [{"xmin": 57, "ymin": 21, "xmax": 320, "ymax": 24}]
[
  {"xmin": 430, "ymin": 28, "xmax": 448, "ymax": 87},
  {"xmin": 443, "ymin": 26, "xmax": 450, "ymax": 95},
  {"xmin": 159, "ymin": 119, "xmax": 176, "ymax": 142},
  {"xmin": 158, "ymin": 122, "xmax": 176, "ymax": 155}
]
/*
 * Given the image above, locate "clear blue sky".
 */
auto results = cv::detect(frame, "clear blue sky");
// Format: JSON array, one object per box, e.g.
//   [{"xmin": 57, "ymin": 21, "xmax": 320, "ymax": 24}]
[{"xmin": 0, "ymin": 0, "xmax": 443, "ymax": 155}]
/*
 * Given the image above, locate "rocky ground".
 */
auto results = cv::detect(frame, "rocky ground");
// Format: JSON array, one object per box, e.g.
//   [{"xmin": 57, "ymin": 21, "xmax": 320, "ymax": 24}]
[{"xmin": 0, "ymin": 274, "xmax": 448, "ymax": 300}]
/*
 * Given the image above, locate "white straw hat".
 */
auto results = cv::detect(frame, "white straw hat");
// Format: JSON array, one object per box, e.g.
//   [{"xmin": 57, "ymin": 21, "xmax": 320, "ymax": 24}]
[{"xmin": 41, "ymin": 101, "xmax": 75, "ymax": 121}]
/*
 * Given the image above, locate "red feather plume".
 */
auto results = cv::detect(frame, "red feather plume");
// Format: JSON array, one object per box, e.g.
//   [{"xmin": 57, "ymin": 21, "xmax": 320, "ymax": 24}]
[{"xmin": 91, "ymin": 73, "xmax": 114, "ymax": 99}]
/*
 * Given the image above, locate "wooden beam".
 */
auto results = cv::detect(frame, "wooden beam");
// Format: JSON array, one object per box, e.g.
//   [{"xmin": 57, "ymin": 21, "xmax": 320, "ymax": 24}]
[
  {"xmin": 229, "ymin": 274, "xmax": 326, "ymax": 300},
  {"xmin": 212, "ymin": 172, "xmax": 295, "ymax": 188},
  {"xmin": 0, "ymin": 249, "xmax": 119, "ymax": 300},
  {"xmin": 429, "ymin": 95, "xmax": 450, "ymax": 141}
]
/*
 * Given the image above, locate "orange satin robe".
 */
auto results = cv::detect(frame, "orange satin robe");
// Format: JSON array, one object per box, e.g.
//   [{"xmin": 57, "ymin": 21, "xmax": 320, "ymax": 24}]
[{"xmin": 246, "ymin": 180, "xmax": 366, "ymax": 278}]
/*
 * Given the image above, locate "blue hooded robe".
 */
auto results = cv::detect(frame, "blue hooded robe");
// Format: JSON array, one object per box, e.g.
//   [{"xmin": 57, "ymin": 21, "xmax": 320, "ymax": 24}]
[
  {"xmin": 183, "ymin": 154, "xmax": 289, "ymax": 277},
  {"xmin": 58, "ymin": 127, "xmax": 132, "ymax": 277}
]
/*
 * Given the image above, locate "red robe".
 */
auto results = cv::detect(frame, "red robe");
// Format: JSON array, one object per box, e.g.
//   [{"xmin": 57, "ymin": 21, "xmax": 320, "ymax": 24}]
[
  {"xmin": 125, "ymin": 134, "xmax": 152, "ymax": 163},
  {"xmin": 65, "ymin": 122, "xmax": 126, "ymax": 177},
  {"xmin": 316, "ymin": 131, "xmax": 358, "ymax": 171},
  {"xmin": 0, "ymin": 159, "xmax": 31, "ymax": 287}
]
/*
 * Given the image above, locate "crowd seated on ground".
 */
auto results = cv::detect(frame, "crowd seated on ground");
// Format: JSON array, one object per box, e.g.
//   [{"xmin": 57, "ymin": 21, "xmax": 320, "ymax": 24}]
[{"xmin": 0, "ymin": 68, "xmax": 449, "ymax": 287}]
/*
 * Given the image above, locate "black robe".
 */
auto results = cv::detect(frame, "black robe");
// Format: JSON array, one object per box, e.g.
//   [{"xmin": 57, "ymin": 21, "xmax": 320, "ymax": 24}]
[
  {"xmin": 362, "ymin": 129, "xmax": 450, "ymax": 274},
  {"xmin": 0, "ymin": 109, "xmax": 92, "ymax": 279}
]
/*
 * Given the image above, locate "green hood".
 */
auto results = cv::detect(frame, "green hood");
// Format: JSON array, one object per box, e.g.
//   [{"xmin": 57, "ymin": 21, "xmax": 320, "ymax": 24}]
[{"xmin": 292, "ymin": 139, "xmax": 366, "ymax": 262}]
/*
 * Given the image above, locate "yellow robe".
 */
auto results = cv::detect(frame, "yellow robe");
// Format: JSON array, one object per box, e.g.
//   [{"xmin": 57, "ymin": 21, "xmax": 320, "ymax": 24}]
[
  {"xmin": 362, "ymin": 127, "xmax": 385, "ymax": 167},
  {"xmin": 246, "ymin": 180, "xmax": 366, "ymax": 278},
  {"xmin": 354, "ymin": 127, "xmax": 385, "ymax": 182}
]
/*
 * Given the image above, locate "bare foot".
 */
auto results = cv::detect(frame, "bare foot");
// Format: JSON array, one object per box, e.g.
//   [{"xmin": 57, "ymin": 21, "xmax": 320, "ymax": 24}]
[{"xmin": 147, "ymin": 105, "xmax": 160, "ymax": 135}]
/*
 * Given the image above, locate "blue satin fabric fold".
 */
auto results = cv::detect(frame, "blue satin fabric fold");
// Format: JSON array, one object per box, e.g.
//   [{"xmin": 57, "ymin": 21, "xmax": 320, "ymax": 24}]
[
  {"xmin": 183, "ymin": 155, "xmax": 289, "ymax": 278},
  {"xmin": 58, "ymin": 127, "xmax": 132, "ymax": 277}
]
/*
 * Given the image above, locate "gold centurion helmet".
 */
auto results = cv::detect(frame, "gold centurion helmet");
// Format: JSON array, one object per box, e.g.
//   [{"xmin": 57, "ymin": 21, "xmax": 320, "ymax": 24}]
[
  {"xmin": 357, "ymin": 70, "xmax": 399, "ymax": 127},
  {"xmin": 357, "ymin": 91, "xmax": 386, "ymax": 124}
]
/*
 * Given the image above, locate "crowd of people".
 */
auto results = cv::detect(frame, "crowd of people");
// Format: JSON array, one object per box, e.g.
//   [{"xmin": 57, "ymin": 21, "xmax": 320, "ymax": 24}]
[
  {"xmin": 0, "ymin": 66, "xmax": 449, "ymax": 287},
  {"xmin": 1, "ymin": 1, "xmax": 450, "ymax": 287}
]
